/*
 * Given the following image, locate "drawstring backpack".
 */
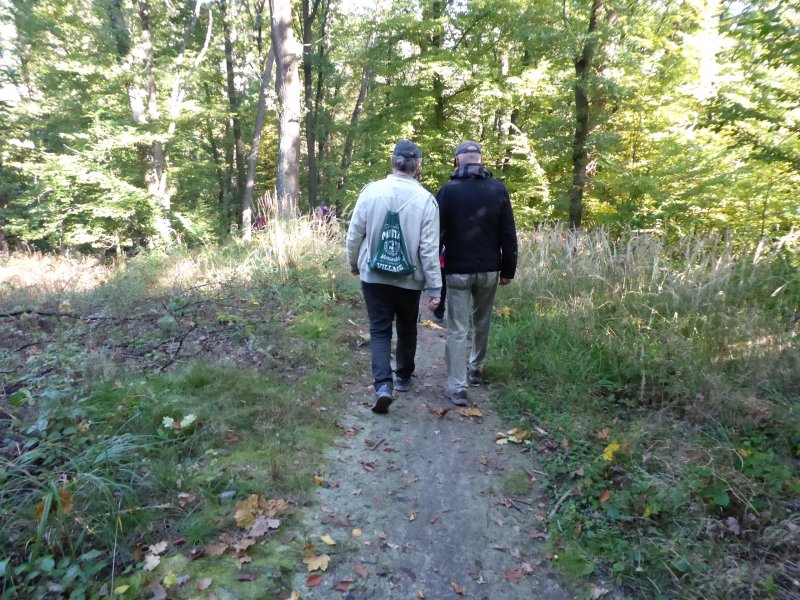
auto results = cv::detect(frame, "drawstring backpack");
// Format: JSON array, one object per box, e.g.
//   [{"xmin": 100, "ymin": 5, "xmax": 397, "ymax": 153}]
[{"xmin": 368, "ymin": 196, "xmax": 420, "ymax": 276}]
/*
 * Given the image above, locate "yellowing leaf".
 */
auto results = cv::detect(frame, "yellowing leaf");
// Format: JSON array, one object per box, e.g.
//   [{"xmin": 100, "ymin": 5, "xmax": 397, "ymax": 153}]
[
  {"xmin": 351, "ymin": 528, "xmax": 362, "ymax": 538},
  {"xmin": 113, "ymin": 585, "xmax": 130, "ymax": 595},
  {"xmin": 313, "ymin": 475, "xmax": 325, "ymax": 486},
  {"xmin": 643, "ymin": 506, "xmax": 652, "ymax": 518},
  {"xmin": 59, "ymin": 489, "xmax": 73, "ymax": 514},
  {"xmin": 320, "ymin": 534, "xmax": 336, "ymax": 546},
  {"xmin": 303, "ymin": 554, "xmax": 330, "ymax": 572},
  {"xmin": 235, "ymin": 494, "xmax": 260, "ymax": 528},
  {"xmin": 603, "ymin": 441, "xmax": 621, "ymax": 462},
  {"xmin": 457, "ymin": 407, "xmax": 483, "ymax": 417}
]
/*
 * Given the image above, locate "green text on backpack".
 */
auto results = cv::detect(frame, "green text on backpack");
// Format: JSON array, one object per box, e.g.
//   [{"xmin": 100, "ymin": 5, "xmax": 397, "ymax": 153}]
[{"xmin": 368, "ymin": 200, "xmax": 416, "ymax": 276}]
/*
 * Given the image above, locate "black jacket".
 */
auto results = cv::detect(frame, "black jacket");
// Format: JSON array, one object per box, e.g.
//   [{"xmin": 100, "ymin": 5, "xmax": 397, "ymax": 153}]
[{"xmin": 436, "ymin": 164, "xmax": 517, "ymax": 279}]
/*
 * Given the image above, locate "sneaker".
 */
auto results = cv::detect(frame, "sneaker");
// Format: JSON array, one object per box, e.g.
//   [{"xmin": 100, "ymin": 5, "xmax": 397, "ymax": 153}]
[
  {"xmin": 395, "ymin": 377, "xmax": 412, "ymax": 392},
  {"xmin": 371, "ymin": 385, "xmax": 393, "ymax": 414},
  {"xmin": 468, "ymin": 368, "xmax": 484, "ymax": 385},
  {"xmin": 444, "ymin": 387, "xmax": 468, "ymax": 406}
]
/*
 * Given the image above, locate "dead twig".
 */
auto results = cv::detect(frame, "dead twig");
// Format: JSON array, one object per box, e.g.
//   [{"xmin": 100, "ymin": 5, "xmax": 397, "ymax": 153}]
[
  {"xmin": 549, "ymin": 488, "xmax": 573, "ymax": 518},
  {"xmin": 369, "ymin": 438, "xmax": 386, "ymax": 451}
]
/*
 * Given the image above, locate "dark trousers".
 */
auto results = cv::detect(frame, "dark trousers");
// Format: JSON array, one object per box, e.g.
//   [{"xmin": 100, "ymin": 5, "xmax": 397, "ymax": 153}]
[{"xmin": 361, "ymin": 282, "xmax": 421, "ymax": 391}]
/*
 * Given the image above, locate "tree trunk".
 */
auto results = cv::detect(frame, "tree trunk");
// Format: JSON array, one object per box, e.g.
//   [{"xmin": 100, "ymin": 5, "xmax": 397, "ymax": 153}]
[
  {"xmin": 270, "ymin": 0, "xmax": 302, "ymax": 217},
  {"xmin": 423, "ymin": 0, "xmax": 446, "ymax": 129},
  {"xmin": 221, "ymin": 0, "xmax": 246, "ymax": 224},
  {"xmin": 568, "ymin": 0, "xmax": 602, "ymax": 230},
  {"xmin": 302, "ymin": 0, "xmax": 321, "ymax": 211},
  {"xmin": 338, "ymin": 66, "xmax": 370, "ymax": 191},
  {"xmin": 242, "ymin": 46, "xmax": 275, "ymax": 240}
]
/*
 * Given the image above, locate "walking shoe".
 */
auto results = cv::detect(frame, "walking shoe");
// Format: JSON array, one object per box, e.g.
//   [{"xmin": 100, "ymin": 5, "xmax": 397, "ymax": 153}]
[
  {"xmin": 444, "ymin": 387, "xmax": 468, "ymax": 406},
  {"xmin": 468, "ymin": 368, "xmax": 484, "ymax": 385},
  {"xmin": 395, "ymin": 377, "xmax": 412, "ymax": 392},
  {"xmin": 371, "ymin": 384, "xmax": 393, "ymax": 414}
]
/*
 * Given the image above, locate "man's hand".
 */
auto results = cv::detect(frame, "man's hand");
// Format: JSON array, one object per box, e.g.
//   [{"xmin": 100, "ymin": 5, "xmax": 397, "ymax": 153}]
[
  {"xmin": 351, "ymin": 269, "xmax": 360, "ymax": 277},
  {"xmin": 499, "ymin": 278, "xmax": 512, "ymax": 286},
  {"xmin": 425, "ymin": 296, "xmax": 441, "ymax": 311}
]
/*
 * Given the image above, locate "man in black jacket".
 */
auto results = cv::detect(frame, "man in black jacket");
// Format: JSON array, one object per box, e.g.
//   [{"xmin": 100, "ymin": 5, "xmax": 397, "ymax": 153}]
[{"xmin": 436, "ymin": 141, "xmax": 517, "ymax": 405}]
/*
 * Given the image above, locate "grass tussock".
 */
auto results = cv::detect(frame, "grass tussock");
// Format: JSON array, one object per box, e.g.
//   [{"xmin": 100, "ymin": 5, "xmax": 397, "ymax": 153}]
[
  {"xmin": 491, "ymin": 227, "xmax": 799, "ymax": 599},
  {"xmin": 0, "ymin": 219, "xmax": 358, "ymax": 598}
]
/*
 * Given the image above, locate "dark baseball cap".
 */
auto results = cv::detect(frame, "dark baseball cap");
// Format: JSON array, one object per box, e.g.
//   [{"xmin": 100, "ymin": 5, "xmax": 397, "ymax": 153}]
[
  {"xmin": 393, "ymin": 139, "xmax": 421, "ymax": 159},
  {"xmin": 454, "ymin": 140, "xmax": 481, "ymax": 156}
]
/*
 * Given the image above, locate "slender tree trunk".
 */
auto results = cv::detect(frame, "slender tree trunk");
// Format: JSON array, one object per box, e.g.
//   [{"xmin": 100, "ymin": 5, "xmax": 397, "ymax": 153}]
[
  {"xmin": 270, "ymin": 0, "xmax": 302, "ymax": 217},
  {"xmin": 221, "ymin": 0, "xmax": 246, "ymax": 223},
  {"xmin": 568, "ymin": 0, "xmax": 602, "ymax": 230},
  {"xmin": 338, "ymin": 66, "xmax": 370, "ymax": 191},
  {"xmin": 302, "ymin": 0, "xmax": 322, "ymax": 211},
  {"xmin": 497, "ymin": 48, "xmax": 511, "ymax": 172},
  {"xmin": 423, "ymin": 0, "xmax": 446, "ymax": 128},
  {"xmin": 242, "ymin": 46, "xmax": 275, "ymax": 240}
]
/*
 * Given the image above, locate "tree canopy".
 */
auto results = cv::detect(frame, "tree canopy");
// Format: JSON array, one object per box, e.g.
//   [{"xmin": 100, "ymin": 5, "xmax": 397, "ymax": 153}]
[{"xmin": 0, "ymin": 0, "xmax": 797, "ymax": 252}]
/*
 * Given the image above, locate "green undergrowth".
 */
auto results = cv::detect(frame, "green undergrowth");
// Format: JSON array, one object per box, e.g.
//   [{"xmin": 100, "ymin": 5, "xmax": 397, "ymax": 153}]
[
  {"xmin": 0, "ymin": 222, "xmax": 361, "ymax": 598},
  {"xmin": 489, "ymin": 229, "xmax": 799, "ymax": 600}
]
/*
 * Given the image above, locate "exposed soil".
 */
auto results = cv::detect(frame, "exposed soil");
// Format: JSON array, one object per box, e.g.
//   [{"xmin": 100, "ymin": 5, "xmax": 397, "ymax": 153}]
[{"xmin": 292, "ymin": 310, "xmax": 573, "ymax": 599}]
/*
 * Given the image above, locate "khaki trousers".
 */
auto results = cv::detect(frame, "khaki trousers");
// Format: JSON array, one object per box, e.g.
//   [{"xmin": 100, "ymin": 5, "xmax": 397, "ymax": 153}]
[{"xmin": 444, "ymin": 272, "xmax": 499, "ymax": 392}]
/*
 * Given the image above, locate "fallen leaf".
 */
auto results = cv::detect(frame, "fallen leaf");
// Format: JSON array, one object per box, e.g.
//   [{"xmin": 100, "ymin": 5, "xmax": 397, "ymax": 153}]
[
  {"xmin": 173, "ymin": 537, "xmax": 187, "ymax": 546},
  {"xmin": 596, "ymin": 427, "xmax": 610, "ymax": 441},
  {"xmin": 450, "ymin": 581, "xmax": 467, "ymax": 595},
  {"xmin": 288, "ymin": 592, "xmax": 302, "ymax": 600},
  {"xmin": 352, "ymin": 528, "xmax": 363, "ymax": 538},
  {"xmin": 505, "ymin": 568, "xmax": 524, "ymax": 583},
  {"xmin": 726, "ymin": 516, "xmax": 741, "ymax": 535},
  {"xmin": 378, "ymin": 531, "xmax": 388, "ymax": 540},
  {"xmin": 428, "ymin": 405, "xmax": 450, "ymax": 418},
  {"xmin": 429, "ymin": 516, "xmax": 438, "ymax": 524},
  {"xmin": 206, "ymin": 541, "xmax": 228, "ymax": 556},
  {"xmin": 58, "ymin": 489, "xmax": 73, "ymax": 514},
  {"xmin": 149, "ymin": 541, "xmax": 168, "ymax": 555},
  {"xmin": 113, "ymin": 585, "xmax": 130, "ymax": 595},
  {"xmin": 409, "ymin": 511, "xmax": 417, "ymax": 521},
  {"xmin": 303, "ymin": 554, "xmax": 330, "ymax": 572},
  {"xmin": 599, "ymin": 489, "xmax": 610, "ymax": 503},
  {"xmin": 233, "ymin": 537, "xmax": 256, "ymax": 553},
  {"xmin": 361, "ymin": 461, "xmax": 376, "ymax": 472},
  {"xmin": 590, "ymin": 583, "xmax": 610, "ymax": 598},
  {"xmin": 143, "ymin": 554, "xmax": 160, "ymax": 571},
  {"xmin": 417, "ymin": 590, "xmax": 426, "ymax": 598},
  {"xmin": 354, "ymin": 561, "xmax": 369, "ymax": 579},
  {"xmin": 238, "ymin": 555, "xmax": 252, "ymax": 568},
  {"xmin": 603, "ymin": 441, "xmax": 621, "ymax": 462},
  {"xmin": 306, "ymin": 574, "xmax": 322, "ymax": 587},
  {"xmin": 457, "ymin": 407, "xmax": 483, "ymax": 417},
  {"xmin": 479, "ymin": 455, "xmax": 488, "ymax": 465},
  {"xmin": 196, "ymin": 577, "xmax": 212, "ymax": 591},
  {"xmin": 313, "ymin": 475, "xmax": 325, "ymax": 486},
  {"xmin": 235, "ymin": 495, "xmax": 260, "ymax": 528},
  {"xmin": 335, "ymin": 579, "xmax": 354, "ymax": 592},
  {"xmin": 148, "ymin": 582, "xmax": 167, "ymax": 600},
  {"xmin": 237, "ymin": 574, "xmax": 256, "ymax": 582}
]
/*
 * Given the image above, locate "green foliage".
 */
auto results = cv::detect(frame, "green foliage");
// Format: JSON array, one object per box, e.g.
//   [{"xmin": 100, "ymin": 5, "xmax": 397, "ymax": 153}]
[{"xmin": 490, "ymin": 229, "xmax": 799, "ymax": 598}]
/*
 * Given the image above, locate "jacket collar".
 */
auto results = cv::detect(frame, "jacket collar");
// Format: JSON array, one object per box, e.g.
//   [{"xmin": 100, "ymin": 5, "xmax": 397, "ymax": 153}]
[{"xmin": 451, "ymin": 163, "xmax": 493, "ymax": 180}]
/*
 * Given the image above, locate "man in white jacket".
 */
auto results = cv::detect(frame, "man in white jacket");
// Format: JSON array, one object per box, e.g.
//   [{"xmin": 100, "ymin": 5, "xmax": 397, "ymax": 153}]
[{"xmin": 346, "ymin": 140, "xmax": 442, "ymax": 414}]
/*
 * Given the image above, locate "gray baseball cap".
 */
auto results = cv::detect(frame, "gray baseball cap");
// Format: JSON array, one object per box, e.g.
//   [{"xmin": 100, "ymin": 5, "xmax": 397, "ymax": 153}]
[
  {"xmin": 454, "ymin": 140, "xmax": 481, "ymax": 156},
  {"xmin": 393, "ymin": 139, "xmax": 421, "ymax": 159}
]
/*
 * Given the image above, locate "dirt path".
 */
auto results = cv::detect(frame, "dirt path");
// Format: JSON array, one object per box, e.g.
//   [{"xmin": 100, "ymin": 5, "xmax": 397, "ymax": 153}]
[{"xmin": 292, "ymin": 311, "xmax": 573, "ymax": 599}]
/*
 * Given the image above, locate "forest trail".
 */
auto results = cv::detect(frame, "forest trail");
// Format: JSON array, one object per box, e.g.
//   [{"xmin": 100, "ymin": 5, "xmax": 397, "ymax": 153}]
[{"xmin": 292, "ymin": 307, "xmax": 573, "ymax": 599}]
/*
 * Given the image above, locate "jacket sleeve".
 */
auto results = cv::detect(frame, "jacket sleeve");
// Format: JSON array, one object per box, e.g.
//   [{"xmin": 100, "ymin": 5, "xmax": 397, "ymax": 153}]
[
  {"xmin": 498, "ymin": 186, "xmax": 518, "ymax": 280},
  {"xmin": 418, "ymin": 194, "xmax": 442, "ymax": 296},
  {"xmin": 346, "ymin": 195, "xmax": 367, "ymax": 272}
]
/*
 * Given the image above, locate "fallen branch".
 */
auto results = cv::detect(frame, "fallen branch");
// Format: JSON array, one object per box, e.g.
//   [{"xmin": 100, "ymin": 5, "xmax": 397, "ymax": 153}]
[
  {"xmin": 369, "ymin": 438, "xmax": 386, "ymax": 451},
  {"xmin": 549, "ymin": 488, "xmax": 573, "ymax": 518}
]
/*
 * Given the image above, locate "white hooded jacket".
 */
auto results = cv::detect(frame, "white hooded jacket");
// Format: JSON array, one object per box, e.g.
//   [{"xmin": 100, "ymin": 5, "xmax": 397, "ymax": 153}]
[{"xmin": 346, "ymin": 174, "xmax": 441, "ymax": 296}]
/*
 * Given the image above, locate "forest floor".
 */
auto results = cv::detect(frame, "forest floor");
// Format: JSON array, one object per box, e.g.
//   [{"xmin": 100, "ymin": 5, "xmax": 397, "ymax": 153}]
[{"xmin": 289, "ymin": 308, "xmax": 577, "ymax": 599}]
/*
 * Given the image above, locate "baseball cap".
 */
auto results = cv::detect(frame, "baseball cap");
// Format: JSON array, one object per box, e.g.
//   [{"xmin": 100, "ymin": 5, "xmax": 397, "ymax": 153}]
[
  {"xmin": 393, "ymin": 139, "xmax": 421, "ymax": 159},
  {"xmin": 455, "ymin": 140, "xmax": 481, "ymax": 156}
]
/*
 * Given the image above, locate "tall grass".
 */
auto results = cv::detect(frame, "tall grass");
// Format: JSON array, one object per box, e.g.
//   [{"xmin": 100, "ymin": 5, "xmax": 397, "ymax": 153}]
[
  {"xmin": 0, "ymin": 218, "xmax": 355, "ymax": 597},
  {"xmin": 492, "ymin": 227, "xmax": 799, "ymax": 598}
]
